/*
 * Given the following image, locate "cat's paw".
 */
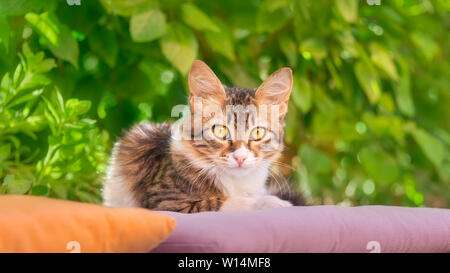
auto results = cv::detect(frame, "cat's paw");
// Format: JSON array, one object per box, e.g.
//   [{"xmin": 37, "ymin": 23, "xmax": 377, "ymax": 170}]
[
  {"xmin": 220, "ymin": 196, "xmax": 258, "ymax": 211},
  {"xmin": 254, "ymin": 195, "xmax": 292, "ymax": 210}
]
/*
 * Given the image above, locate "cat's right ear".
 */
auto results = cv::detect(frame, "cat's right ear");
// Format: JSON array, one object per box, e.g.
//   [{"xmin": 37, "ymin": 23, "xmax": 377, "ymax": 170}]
[{"xmin": 188, "ymin": 60, "xmax": 226, "ymax": 107}]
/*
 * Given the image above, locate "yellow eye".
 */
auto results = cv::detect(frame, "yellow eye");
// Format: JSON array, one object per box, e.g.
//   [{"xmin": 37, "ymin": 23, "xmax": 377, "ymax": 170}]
[
  {"xmin": 212, "ymin": 125, "xmax": 229, "ymax": 140},
  {"xmin": 250, "ymin": 127, "xmax": 266, "ymax": 141}
]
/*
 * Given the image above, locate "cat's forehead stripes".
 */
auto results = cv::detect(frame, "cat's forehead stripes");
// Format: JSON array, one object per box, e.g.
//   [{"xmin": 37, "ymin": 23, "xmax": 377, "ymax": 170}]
[
  {"xmin": 224, "ymin": 86, "xmax": 257, "ymax": 106},
  {"xmin": 222, "ymin": 87, "xmax": 258, "ymax": 133}
]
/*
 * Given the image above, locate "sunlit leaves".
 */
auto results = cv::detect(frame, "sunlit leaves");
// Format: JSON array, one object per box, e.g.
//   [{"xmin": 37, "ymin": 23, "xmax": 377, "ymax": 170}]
[
  {"xmin": 218, "ymin": 62, "xmax": 258, "ymax": 89},
  {"xmin": 130, "ymin": 8, "xmax": 167, "ymax": 42},
  {"xmin": 1, "ymin": 174, "xmax": 32, "ymax": 194},
  {"xmin": 299, "ymin": 39, "xmax": 327, "ymax": 63},
  {"xmin": 279, "ymin": 36, "xmax": 297, "ymax": 67},
  {"xmin": 395, "ymin": 62, "xmax": 415, "ymax": 117},
  {"xmin": 2, "ymin": 43, "xmax": 55, "ymax": 109},
  {"xmin": 256, "ymin": 0, "xmax": 290, "ymax": 33},
  {"xmin": 160, "ymin": 23, "xmax": 198, "ymax": 75},
  {"xmin": 369, "ymin": 43, "xmax": 399, "ymax": 81},
  {"xmin": 25, "ymin": 12, "xmax": 78, "ymax": 67},
  {"xmin": 0, "ymin": 144, "xmax": 11, "ymax": 163},
  {"xmin": 0, "ymin": 43, "xmax": 107, "ymax": 200},
  {"xmin": 11, "ymin": 44, "xmax": 56, "ymax": 92},
  {"xmin": 181, "ymin": 3, "xmax": 220, "ymax": 32},
  {"xmin": 363, "ymin": 112, "xmax": 405, "ymax": 144},
  {"xmin": 354, "ymin": 61, "xmax": 381, "ymax": 104},
  {"xmin": 100, "ymin": 0, "xmax": 158, "ymax": 17},
  {"xmin": 21, "ymin": 43, "xmax": 56, "ymax": 73},
  {"xmin": 335, "ymin": 0, "xmax": 358, "ymax": 23},
  {"xmin": 24, "ymin": 12, "xmax": 59, "ymax": 45},
  {"xmin": 204, "ymin": 19, "xmax": 236, "ymax": 61},
  {"xmin": 66, "ymin": 99, "xmax": 91, "ymax": 117},
  {"xmin": 0, "ymin": 0, "xmax": 58, "ymax": 17},
  {"xmin": 292, "ymin": 75, "xmax": 312, "ymax": 114},
  {"xmin": 411, "ymin": 128, "xmax": 445, "ymax": 168},
  {"xmin": 337, "ymin": 31, "xmax": 359, "ymax": 58},
  {"xmin": 411, "ymin": 32, "xmax": 439, "ymax": 61},
  {"xmin": 403, "ymin": 175, "xmax": 424, "ymax": 206}
]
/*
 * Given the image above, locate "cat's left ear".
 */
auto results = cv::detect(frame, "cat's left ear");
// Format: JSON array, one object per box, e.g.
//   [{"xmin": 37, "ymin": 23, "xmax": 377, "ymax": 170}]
[
  {"xmin": 188, "ymin": 60, "xmax": 226, "ymax": 107},
  {"xmin": 255, "ymin": 68, "xmax": 293, "ymax": 117}
]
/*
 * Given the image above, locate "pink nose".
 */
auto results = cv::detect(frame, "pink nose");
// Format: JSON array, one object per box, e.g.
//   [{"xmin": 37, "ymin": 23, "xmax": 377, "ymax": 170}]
[{"xmin": 233, "ymin": 155, "xmax": 247, "ymax": 167}]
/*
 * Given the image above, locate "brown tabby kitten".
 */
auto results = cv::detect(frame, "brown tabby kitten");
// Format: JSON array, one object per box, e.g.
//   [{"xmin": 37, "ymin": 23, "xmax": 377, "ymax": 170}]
[{"xmin": 102, "ymin": 60, "xmax": 306, "ymax": 213}]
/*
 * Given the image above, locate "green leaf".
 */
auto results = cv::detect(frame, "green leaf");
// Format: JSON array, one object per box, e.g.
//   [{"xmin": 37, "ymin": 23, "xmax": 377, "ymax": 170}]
[
  {"xmin": 354, "ymin": 61, "xmax": 381, "ymax": 104},
  {"xmin": 130, "ymin": 8, "xmax": 167, "ymax": 42},
  {"xmin": 2, "ymin": 175, "xmax": 32, "ymax": 194},
  {"xmin": 335, "ymin": 0, "xmax": 358, "ymax": 23},
  {"xmin": 204, "ymin": 19, "xmax": 235, "ymax": 61},
  {"xmin": 0, "ymin": 0, "xmax": 58, "ymax": 16},
  {"xmin": 0, "ymin": 16, "xmax": 10, "ymax": 52},
  {"xmin": 363, "ymin": 112, "xmax": 405, "ymax": 144},
  {"xmin": 30, "ymin": 185, "xmax": 49, "ymax": 196},
  {"xmin": 138, "ymin": 60, "xmax": 176, "ymax": 96},
  {"xmin": 395, "ymin": 64, "xmax": 415, "ymax": 117},
  {"xmin": 49, "ymin": 29, "xmax": 78, "ymax": 66},
  {"xmin": 359, "ymin": 147, "xmax": 399, "ymax": 184},
  {"xmin": 299, "ymin": 144, "xmax": 332, "ymax": 174},
  {"xmin": 265, "ymin": 0, "xmax": 292, "ymax": 11},
  {"xmin": 75, "ymin": 190, "xmax": 101, "ymax": 203},
  {"xmin": 411, "ymin": 32, "xmax": 439, "ymax": 61},
  {"xmin": 411, "ymin": 128, "xmax": 445, "ymax": 168},
  {"xmin": 99, "ymin": 0, "xmax": 158, "ymax": 17},
  {"xmin": 52, "ymin": 183, "xmax": 68, "ymax": 199},
  {"xmin": 256, "ymin": 2, "xmax": 289, "ymax": 33},
  {"xmin": 1, "ymin": 72, "xmax": 10, "ymax": 90},
  {"xmin": 299, "ymin": 39, "xmax": 327, "ymax": 62},
  {"xmin": 17, "ymin": 74, "xmax": 51, "ymax": 91},
  {"xmin": 25, "ymin": 12, "xmax": 79, "ymax": 67},
  {"xmin": 279, "ymin": 35, "xmax": 298, "ymax": 67},
  {"xmin": 181, "ymin": 3, "xmax": 220, "ymax": 32},
  {"xmin": 218, "ymin": 62, "xmax": 258, "ymax": 89},
  {"xmin": 0, "ymin": 144, "xmax": 11, "ymax": 162},
  {"xmin": 13, "ymin": 62, "xmax": 23, "ymax": 87},
  {"xmin": 369, "ymin": 43, "xmax": 399, "ymax": 81},
  {"xmin": 55, "ymin": 89, "xmax": 65, "ymax": 113},
  {"xmin": 88, "ymin": 26, "xmax": 118, "ymax": 67},
  {"xmin": 6, "ymin": 89, "xmax": 44, "ymax": 109},
  {"xmin": 66, "ymin": 99, "xmax": 92, "ymax": 116},
  {"xmin": 35, "ymin": 58, "xmax": 57, "ymax": 73},
  {"xmin": 21, "ymin": 42, "xmax": 56, "ymax": 74},
  {"xmin": 41, "ymin": 96, "xmax": 60, "ymax": 124},
  {"xmin": 160, "ymin": 23, "xmax": 198, "ymax": 75},
  {"xmin": 292, "ymin": 76, "xmax": 312, "ymax": 113}
]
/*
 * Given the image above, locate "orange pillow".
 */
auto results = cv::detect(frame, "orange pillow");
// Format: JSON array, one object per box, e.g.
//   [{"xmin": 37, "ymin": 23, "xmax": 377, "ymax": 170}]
[{"xmin": 0, "ymin": 195, "xmax": 175, "ymax": 253}]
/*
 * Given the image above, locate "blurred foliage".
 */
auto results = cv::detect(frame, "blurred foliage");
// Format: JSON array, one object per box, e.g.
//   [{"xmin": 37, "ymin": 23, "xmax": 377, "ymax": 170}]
[{"xmin": 0, "ymin": 0, "xmax": 448, "ymax": 207}]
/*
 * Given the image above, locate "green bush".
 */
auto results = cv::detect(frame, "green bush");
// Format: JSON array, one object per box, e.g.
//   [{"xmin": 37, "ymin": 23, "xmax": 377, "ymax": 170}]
[{"xmin": 0, "ymin": 0, "xmax": 448, "ymax": 207}]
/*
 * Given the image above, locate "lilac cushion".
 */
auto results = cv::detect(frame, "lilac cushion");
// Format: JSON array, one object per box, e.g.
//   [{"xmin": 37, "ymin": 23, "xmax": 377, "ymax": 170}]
[{"xmin": 152, "ymin": 206, "xmax": 450, "ymax": 253}]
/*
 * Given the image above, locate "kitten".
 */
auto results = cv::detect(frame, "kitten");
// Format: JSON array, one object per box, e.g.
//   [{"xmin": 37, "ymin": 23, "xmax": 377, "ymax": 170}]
[{"xmin": 102, "ymin": 60, "xmax": 306, "ymax": 213}]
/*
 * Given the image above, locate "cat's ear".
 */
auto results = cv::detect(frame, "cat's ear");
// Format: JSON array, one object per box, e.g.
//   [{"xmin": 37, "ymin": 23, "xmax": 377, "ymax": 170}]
[
  {"xmin": 255, "ymin": 68, "xmax": 293, "ymax": 118},
  {"xmin": 188, "ymin": 60, "xmax": 226, "ymax": 107}
]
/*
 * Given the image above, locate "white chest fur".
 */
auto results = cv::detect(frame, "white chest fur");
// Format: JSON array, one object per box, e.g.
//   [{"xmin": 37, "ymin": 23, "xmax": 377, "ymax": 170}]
[{"xmin": 217, "ymin": 167, "xmax": 269, "ymax": 197}]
